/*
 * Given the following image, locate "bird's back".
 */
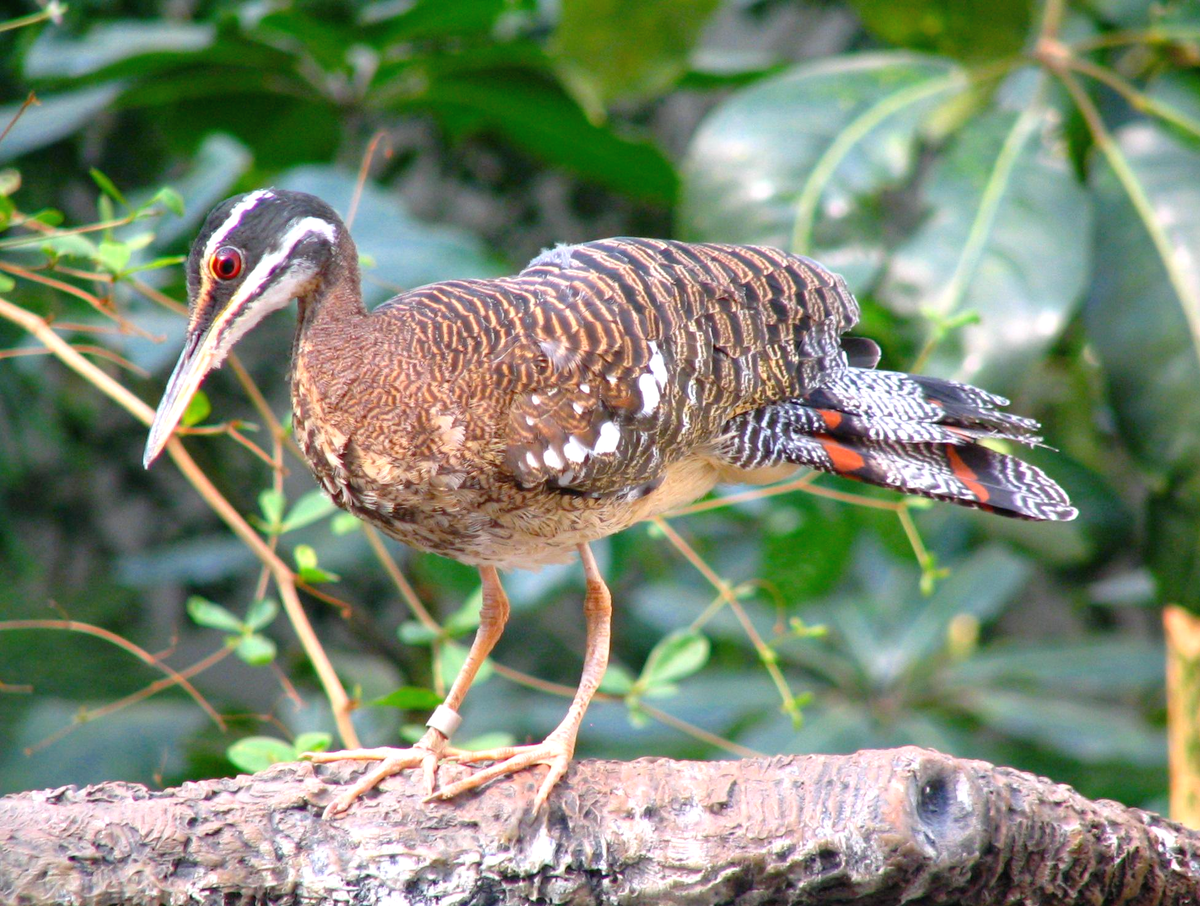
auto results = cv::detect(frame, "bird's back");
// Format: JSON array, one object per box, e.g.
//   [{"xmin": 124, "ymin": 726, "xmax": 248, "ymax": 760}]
[{"xmin": 370, "ymin": 237, "xmax": 862, "ymax": 499}]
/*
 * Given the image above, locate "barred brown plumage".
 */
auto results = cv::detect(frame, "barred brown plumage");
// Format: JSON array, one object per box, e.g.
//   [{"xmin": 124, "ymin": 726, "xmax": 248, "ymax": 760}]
[{"xmin": 143, "ymin": 188, "xmax": 1076, "ymax": 818}]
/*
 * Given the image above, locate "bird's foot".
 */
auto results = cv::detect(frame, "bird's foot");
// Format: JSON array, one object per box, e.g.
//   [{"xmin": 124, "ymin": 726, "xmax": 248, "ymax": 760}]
[
  {"xmin": 303, "ymin": 728, "xmax": 470, "ymax": 818},
  {"xmin": 430, "ymin": 730, "xmax": 576, "ymax": 810}
]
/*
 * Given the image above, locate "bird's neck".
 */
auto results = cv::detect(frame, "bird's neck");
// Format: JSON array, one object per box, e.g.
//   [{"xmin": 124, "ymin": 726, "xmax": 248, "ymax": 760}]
[{"xmin": 296, "ymin": 232, "xmax": 367, "ymax": 336}]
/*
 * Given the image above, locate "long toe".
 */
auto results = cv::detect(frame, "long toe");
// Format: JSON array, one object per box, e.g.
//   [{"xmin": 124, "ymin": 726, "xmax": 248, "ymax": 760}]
[
  {"xmin": 305, "ymin": 736, "xmax": 463, "ymax": 818},
  {"xmin": 428, "ymin": 736, "xmax": 574, "ymax": 808}
]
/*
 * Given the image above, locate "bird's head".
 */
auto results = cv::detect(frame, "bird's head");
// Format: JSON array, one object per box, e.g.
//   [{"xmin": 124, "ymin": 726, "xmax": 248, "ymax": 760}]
[{"xmin": 143, "ymin": 188, "xmax": 347, "ymax": 467}]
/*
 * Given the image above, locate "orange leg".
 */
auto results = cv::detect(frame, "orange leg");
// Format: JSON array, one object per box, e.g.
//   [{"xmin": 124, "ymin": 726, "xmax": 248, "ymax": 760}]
[
  {"xmin": 431, "ymin": 542, "xmax": 612, "ymax": 810},
  {"xmin": 305, "ymin": 565, "xmax": 511, "ymax": 817}
]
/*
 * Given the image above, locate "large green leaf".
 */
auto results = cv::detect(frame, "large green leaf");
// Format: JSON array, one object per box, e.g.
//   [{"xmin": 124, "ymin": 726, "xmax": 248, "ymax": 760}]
[
  {"xmin": 1086, "ymin": 120, "xmax": 1200, "ymax": 475},
  {"xmin": 1084, "ymin": 119, "xmax": 1200, "ymax": 604},
  {"xmin": 882, "ymin": 106, "xmax": 1092, "ymax": 389},
  {"xmin": 414, "ymin": 73, "xmax": 678, "ymax": 205},
  {"xmin": 680, "ymin": 52, "xmax": 964, "ymax": 292},
  {"xmin": 849, "ymin": 0, "xmax": 1030, "ymax": 61},
  {"xmin": 24, "ymin": 21, "xmax": 215, "ymax": 79},
  {"xmin": 956, "ymin": 689, "xmax": 1164, "ymax": 766},
  {"xmin": 551, "ymin": 0, "xmax": 721, "ymax": 119}
]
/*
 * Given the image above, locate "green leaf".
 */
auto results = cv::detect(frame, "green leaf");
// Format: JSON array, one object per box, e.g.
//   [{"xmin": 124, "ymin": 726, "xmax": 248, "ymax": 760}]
[
  {"xmin": 293, "ymin": 544, "xmax": 339, "ymax": 583},
  {"xmin": 414, "ymin": 75, "xmax": 678, "ymax": 206},
  {"xmin": 180, "ymin": 390, "xmax": 210, "ymax": 428},
  {"xmin": 761, "ymin": 498, "xmax": 858, "ymax": 603},
  {"xmin": 1084, "ymin": 118, "xmax": 1200, "ymax": 603},
  {"xmin": 226, "ymin": 736, "xmax": 295, "ymax": 773},
  {"xmin": 94, "ymin": 240, "xmax": 132, "ymax": 275},
  {"xmin": 552, "ymin": 0, "xmax": 721, "ymax": 119},
  {"xmin": 0, "ymin": 274, "xmax": 15, "ymax": 293},
  {"xmin": 124, "ymin": 254, "xmax": 187, "ymax": 276},
  {"xmin": 457, "ymin": 731, "xmax": 515, "ymax": 752},
  {"xmin": 23, "ymin": 20, "xmax": 216, "ymax": 79},
  {"xmin": 243, "ymin": 598, "xmax": 279, "ymax": 632},
  {"xmin": 151, "ymin": 186, "xmax": 185, "ymax": 216},
  {"xmin": 398, "ymin": 621, "xmax": 439, "ymax": 646},
  {"xmin": 0, "ymin": 168, "xmax": 21, "ymax": 196},
  {"xmin": 371, "ymin": 686, "xmax": 444, "ymax": 711},
  {"xmin": 293, "ymin": 731, "xmax": 332, "ymax": 755},
  {"xmin": 440, "ymin": 639, "xmax": 492, "ymax": 690},
  {"xmin": 89, "ymin": 168, "xmax": 129, "ymax": 208},
  {"xmin": 637, "ymin": 630, "xmax": 710, "ymax": 690},
  {"xmin": 850, "ymin": 0, "xmax": 1030, "ymax": 61},
  {"xmin": 957, "ymin": 689, "xmax": 1165, "ymax": 766},
  {"xmin": 39, "ymin": 234, "xmax": 97, "ymax": 260},
  {"xmin": 235, "ymin": 633, "xmax": 277, "ymax": 666},
  {"xmin": 598, "ymin": 663, "xmax": 635, "ymax": 696},
  {"xmin": 374, "ymin": 0, "xmax": 511, "ymax": 43},
  {"xmin": 330, "ymin": 512, "xmax": 361, "ymax": 535},
  {"xmin": 680, "ymin": 52, "xmax": 964, "ymax": 292},
  {"xmin": 443, "ymin": 586, "xmax": 483, "ymax": 636},
  {"xmin": 186, "ymin": 596, "xmax": 244, "ymax": 633},
  {"xmin": 881, "ymin": 106, "xmax": 1092, "ymax": 389},
  {"xmin": 890, "ymin": 545, "xmax": 1030, "ymax": 673},
  {"xmin": 279, "ymin": 489, "xmax": 337, "ymax": 533},
  {"xmin": 944, "ymin": 638, "xmax": 1164, "ymax": 694},
  {"xmin": 258, "ymin": 489, "xmax": 286, "ymax": 532}
]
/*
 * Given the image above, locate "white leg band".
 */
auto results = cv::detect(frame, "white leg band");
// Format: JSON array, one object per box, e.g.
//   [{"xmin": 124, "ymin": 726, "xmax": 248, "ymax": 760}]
[{"xmin": 426, "ymin": 704, "xmax": 463, "ymax": 739}]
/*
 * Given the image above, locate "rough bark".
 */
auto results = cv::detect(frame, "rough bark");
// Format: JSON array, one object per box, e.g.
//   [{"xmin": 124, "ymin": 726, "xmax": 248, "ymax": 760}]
[{"xmin": 1, "ymin": 747, "xmax": 1197, "ymax": 905}]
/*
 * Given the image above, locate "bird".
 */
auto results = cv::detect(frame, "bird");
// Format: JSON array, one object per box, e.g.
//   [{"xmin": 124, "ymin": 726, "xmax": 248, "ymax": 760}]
[{"xmin": 144, "ymin": 187, "xmax": 1077, "ymax": 816}]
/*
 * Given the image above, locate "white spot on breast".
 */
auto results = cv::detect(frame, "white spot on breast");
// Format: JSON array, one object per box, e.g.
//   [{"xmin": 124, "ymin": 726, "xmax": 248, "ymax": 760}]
[
  {"xmin": 637, "ymin": 371, "xmax": 660, "ymax": 414},
  {"xmin": 531, "ymin": 395, "xmax": 541, "ymax": 405},
  {"xmin": 564, "ymin": 436, "xmax": 588, "ymax": 463},
  {"xmin": 593, "ymin": 421, "xmax": 619, "ymax": 455},
  {"xmin": 525, "ymin": 451, "xmax": 540, "ymax": 470},
  {"xmin": 525, "ymin": 415, "xmax": 535, "ymax": 426},
  {"xmin": 649, "ymin": 348, "xmax": 668, "ymax": 387},
  {"xmin": 572, "ymin": 402, "xmax": 585, "ymax": 414},
  {"xmin": 580, "ymin": 383, "xmax": 591, "ymax": 394},
  {"xmin": 543, "ymin": 447, "xmax": 564, "ymax": 470}
]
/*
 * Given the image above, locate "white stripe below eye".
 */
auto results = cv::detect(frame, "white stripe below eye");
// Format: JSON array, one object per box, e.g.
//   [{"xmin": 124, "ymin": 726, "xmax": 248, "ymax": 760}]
[
  {"xmin": 203, "ymin": 188, "xmax": 274, "ymax": 262},
  {"xmin": 207, "ymin": 215, "xmax": 339, "ymax": 367}
]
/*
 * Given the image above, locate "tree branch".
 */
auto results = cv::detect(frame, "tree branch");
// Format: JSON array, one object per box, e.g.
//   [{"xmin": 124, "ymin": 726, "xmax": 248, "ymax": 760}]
[{"xmin": 1, "ymin": 748, "xmax": 1196, "ymax": 905}]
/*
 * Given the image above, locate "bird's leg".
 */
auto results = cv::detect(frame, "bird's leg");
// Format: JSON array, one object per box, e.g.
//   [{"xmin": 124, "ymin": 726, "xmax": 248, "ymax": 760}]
[
  {"xmin": 305, "ymin": 565, "xmax": 510, "ymax": 817},
  {"xmin": 431, "ymin": 542, "xmax": 612, "ymax": 810}
]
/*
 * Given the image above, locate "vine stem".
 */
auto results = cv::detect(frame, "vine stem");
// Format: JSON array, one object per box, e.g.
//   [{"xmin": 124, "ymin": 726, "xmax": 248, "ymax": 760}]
[
  {"xmin": 1056, "ymin": 69, "xmax": 1200, "ymax": 376},
  {"xmin": 0, "ymin": 294, "xmax": 361, "ymax": 748}
]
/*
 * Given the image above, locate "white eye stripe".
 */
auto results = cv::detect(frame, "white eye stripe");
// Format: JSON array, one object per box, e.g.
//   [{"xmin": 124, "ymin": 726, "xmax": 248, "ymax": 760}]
[
  {"xmin": 204, "ymin": 215, "xmax": 339, "ymax": 370},
  {"xmin": 203, "ymin": 189, "xmax": 274, "ymax": 262},
  {"xmin": 227, "ymin": 216, "xmax": 337, "ymax": 309}
]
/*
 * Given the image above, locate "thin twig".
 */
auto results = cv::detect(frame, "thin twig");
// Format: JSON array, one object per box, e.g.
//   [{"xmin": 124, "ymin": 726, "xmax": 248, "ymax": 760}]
[
  {"xmin": 0, "ymin": 295, "xmax": 361, "ymax": 748},
  {"xmin": 0, "ymin": 619, "xmax": 223, "ymax": 729},
  {"xmin": 23, "ymin": 646, "xmax": 233, "ymax": 757},
  {"xmin": 651, "ymin": 517, "xmax": 800, "ymax": 720}
]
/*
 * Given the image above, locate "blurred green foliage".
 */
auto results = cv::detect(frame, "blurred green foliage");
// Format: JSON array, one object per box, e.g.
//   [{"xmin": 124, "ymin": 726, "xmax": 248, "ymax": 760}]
[{"xmin": 0, "ymin": 0, "xmax": 1195, "ymax": 815}]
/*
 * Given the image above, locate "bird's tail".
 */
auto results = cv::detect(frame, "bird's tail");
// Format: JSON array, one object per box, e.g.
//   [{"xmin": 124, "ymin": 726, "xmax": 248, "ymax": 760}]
[{"xmin": 717, "ymin": 369, "xmax": 1077, "ymax": 521}]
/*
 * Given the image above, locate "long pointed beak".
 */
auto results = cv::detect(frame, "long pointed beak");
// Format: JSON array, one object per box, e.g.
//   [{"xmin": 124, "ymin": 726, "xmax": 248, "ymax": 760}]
[{"xmin": 143, "ymin": 329, "xmax": 218, "ymax": 468}]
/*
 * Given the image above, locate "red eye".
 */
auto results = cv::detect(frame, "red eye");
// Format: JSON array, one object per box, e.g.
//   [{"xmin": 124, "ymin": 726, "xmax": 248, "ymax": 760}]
[{"xmin": 210, "ymin": 247, "xmax": 243, "ymax": 281}]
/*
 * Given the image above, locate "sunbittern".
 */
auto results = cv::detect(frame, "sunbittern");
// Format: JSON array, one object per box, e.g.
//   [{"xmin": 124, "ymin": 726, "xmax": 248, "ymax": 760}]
[{"xmin": 144, "ymin": 188, "xmax": 1077, "ymax": 815}]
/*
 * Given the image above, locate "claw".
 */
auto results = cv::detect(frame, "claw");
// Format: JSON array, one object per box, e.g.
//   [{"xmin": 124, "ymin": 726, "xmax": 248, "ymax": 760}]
[
  {"xmin": 305, "ymin": 729, "xmax": 465, "ymax": 818},
  {"xmin": 426, "ymin": 732, "xmax": 575, "ymax": 809}
]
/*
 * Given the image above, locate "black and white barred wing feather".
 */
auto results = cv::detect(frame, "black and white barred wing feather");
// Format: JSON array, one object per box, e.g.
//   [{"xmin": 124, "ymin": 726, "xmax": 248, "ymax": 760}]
[{"xmin": 498, "ymin": 238, "xmax": 859, "ymax": 498}]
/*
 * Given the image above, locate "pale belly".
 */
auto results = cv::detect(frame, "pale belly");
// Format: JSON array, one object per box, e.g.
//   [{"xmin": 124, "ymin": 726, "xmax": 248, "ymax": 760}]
[{"xmin": 313, "ymin": 451, "xmax": 731, "ymax": 569}]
